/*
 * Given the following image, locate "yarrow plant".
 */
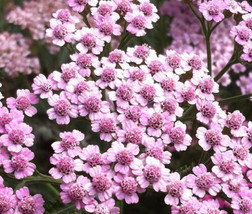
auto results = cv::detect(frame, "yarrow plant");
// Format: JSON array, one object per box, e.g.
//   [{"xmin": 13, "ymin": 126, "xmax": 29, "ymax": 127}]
[{"xmin": 0, "ymin": 0, "xmax": 251, "ymax": 213}]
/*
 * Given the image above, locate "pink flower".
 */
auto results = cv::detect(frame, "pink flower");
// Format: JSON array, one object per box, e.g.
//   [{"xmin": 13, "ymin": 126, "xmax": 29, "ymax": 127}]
[
  {"xmin": 78, "ymin": 91, "xmax": 110, "ymax": 121},
  {"xmin": 200, "ymin": 199, "xmax": 227, "ymax": 214},
  {"xmin": 114, "ymin": 174, "xmax": 144, "ymax": 204},
  {"xmin": 0, "ymin": 187, "xmax": 17, "ymax": 214},
  {"xmin": 241, "ymin": 42, "xmax": 252, "ymax": 62},
  {"xmin": 3, "ymin": 148, "xmax": 35, "ymax": 179},
  {"xmin": 0, "ymin": 121, "xmax": 34, "ymax": 152},
  {"xmin": 52, "ymin": 63, "xmax": 80, "ymax": 89},
  {"xmin": 116, "ymin": 122, "xmax": 146, "ymax": 145},
  {"xmin": 7, "ymin": 89, "xmax": 38, "ymax": 117},
  {"xmin": 65, "ymin": 78, "xmax": 98, "ymax": 104},
  {"xmin": 132, "ymin": 157, "xmax": 170, "ymax": 192},
  {"xmin": 52, "ymin": 9, "xmax": 79, "ymax": 24},
  {"xmin": 140, "ymin": 137, "xmax": 171, "ymax": 165},
  {"xmin": 49, "ymin": 152, "xmax": 83, "ymax": 183},
  {"xmin": 139, "ymin": 0, "xmax": 159, "ymax": 23},
  {"xmin": 196, "ymin": 126, "xmax": 230, "ymax": 152},
  {"xmin": 70, "ymin": 53, "xmax": 100, "ymax": 77},
  {"xmin": 47, "ymin": 92, "xmax": 78, "ymax": 125},
  {"xmin": 164, "ymin": 172, "xmax": 192, "ymax": 206},
  {"xmin": 91, "ymin": 1, "xmax": 118, "ymax": 21},
  {"xmin": 171, "ymin": 197, "xmax": 202, "ymax": 214},
  {"xmin": 199, "ymin": 0, "xmax": 227, "ymax": 22},
  {"xmin": 0, "ymin": 107, "xmax": 23, "ymax": 133},
  {"xmin": 85, "ymin": 198, "xmax": 119, "ymax": 214},
  {"xmin": 108, "ymin": 83, "xmax": 135, "ymax": 109},
  {"xmin": 79, "ymin": 145, "xmax": 109, "ymax": 174},
  {"xmin": 186, "ymin": 164, "xmax": 221, "ymax": 198},
  {"xmin": 165, "ymin": 50, "xmax": 186, "ymax": 74},
  {"xmin": 225, "ymin": 110, "xmax": 246, "ymax": 137},
  {"xmin": 51, "ymin": 129, "xmax": 84, "ymax": 157},
  {"xmin": 75, "ymin": 27, "xmax": 104, "ymax": 55},
  {"xmin": 175, "ymin": 81, "xmax": 196, "ymax": 104},
  {"xmin": 162, "ymin": 121, "xmax": 192, "ymax": 151},
  {"xmin": 196, "ymin": 100, "xmax": 225, "ymax": 124},
  {"xmin": 94, "ymin": 65, "xmax": 123, "ymax": 89},
  {"xmin": 32, "ymin": 74, "xmax": 53, "ymax": 99},
  {"xmin": 231, "ymin": 25, "xmax": 251, "ymax": 46},
  {"xmin": 68, "ymin": 0, "xmax": 98, "ymax": 13},
  {"xmin": 125, "ymin": 11, "xmax": 153, "ymax": 36},
  {"xmin": 15, "ymin": 187, "xmax": 45, "ymax": 214},
  {"xmin": 242, "ymin": 121, "xmax": 252, "ymax": 147},
  {"xmin": 46, "ymin": 19, "xmax": 75, "ymax": 46},
  {"xmin": 117, "ymin": 105, "xmax": 143, "ymax": 127},
  {"xmin": 60, "ymin": 175, "xmax": 93, "ymax": 210},
  {"xmin": 231, "ymin": 190, "xmax": 252, "ymax": 214},
  {"xmin": 127, "ymin": 45, "xmax": 156, "ymax": 65},
  {"xmin": 211, "ymin": 151, "xmax": 242, "ymax": 182},
  {"xmin": 106, "ymin": 141, "xmax": 139, "ymax": 174},
  {"xmin": 89, "ymin": 166, "xmax": 114, "ymax": 202},
  {"xmin": 91, "ymin": 113, "xmax": 118, "ymax": 142},
  {"xmin": 222, "ymin": 177, "xmax": 249, "ymax": 198},
  {"xmin": 96, "ymin": 15, "xmax": 121, "ymax": 43}
]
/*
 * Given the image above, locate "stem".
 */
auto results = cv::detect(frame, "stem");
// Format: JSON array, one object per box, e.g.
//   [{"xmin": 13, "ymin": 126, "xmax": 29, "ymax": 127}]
[
  {"xmin": 120, "ymin": 200, "xmax": 124, "ymax": 214},
  {"xmin": 65, "ymin": 43, "xmax": 75, "ymax": 54},
  {"xmin": 179, "ymin": 105, "xmax": 197, "ymax": 121},
  {"xmin": 0, "ymin": 169, "xmax": 61, "ymax": 188},
  {"xmin": 205, "ymin": 33, "xmax": 212, "ymax": 75},
  {"xmin": 187, "ymin": 2, "xmax": 202, "ymax": 22},
  {"xmin": 83, "ymin": 14, "xmax": 91, "ymax": 28},
  {"xmin": 0, "ymin": 0, "xmax": 5, "ymax": 32},
  {"xmin": 219, "ymin": 93, "xmax": 252, "ymax": 104}
]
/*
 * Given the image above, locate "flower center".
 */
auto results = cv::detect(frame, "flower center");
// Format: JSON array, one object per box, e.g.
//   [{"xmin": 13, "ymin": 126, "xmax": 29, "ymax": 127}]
[
  {"xmin": 9, "ymin": 129, "xmax": 25, "ymax": 145},
  {"xmin": 54, "ymin": 100, "xmax": 71, "ymax": 117},
  {"xmin": 75, "ymin": 81, "xmax": 89, "ymax": 95},
  {"xmin": 161, "ymin": 78, "xmax": 175, "ymax": 92},
  {"xmin": 132, "ymin": 16, "xmax": 145, "ymax": 30},
  {"xmin": 125, "ymin": 129, "xmax": 142, "ymax": 144},
  {"xmin": 120, "ymin": 177, "xmax": 138, "ymax": 194},
  {"xmin": 92, "ymin": 175, "xmax": 111, "ymax": 192},
  {"xmin": 11, "ymin": 155, "xmax": 28, "ymax": 171},
  {"xmin": 109, "ymin": 51, "xmax": 123, "ymax": 64},
  {"xmin": 140, "ymin": 85, "xmax": 156, "ymax": 102},
  {"xmin": 237, "ymin": 28, "xmax": 250, "ymax": 42},
  {"xmin": 169, "ymin": 127, "xmax": 185, "ymax": 144},
  {"xmin": 181, "ymin": 87, "xmax": 195, "ymax": 102},
  {"xmin": 85, "ymin": 97, "xmax": 102, "ymax": 113},
  {"xmin": 16, "ymin": 96, "xmax": 30, "ymax": 111},
  {"xmin": 125, "ymin": 106, "xmax": 141, "ymax": 122},
  {"xmin": 146, "ymin": 147, "xmax": 163, "ymax": 160},
  {"xmin": 18, "ymin": 196, "xmax": 36, "ymax": 214},
  {"xmin": 0, "ymin": 113, "xmax": 13, "ymax": 126},
  {"xmin": 116, "ymin": 85, "xmax": 133, "ymax": 101},
  {"xmin": 69, "ymin": 184, "xmax": 87, "ymax": 201},
  {"xmin": 198, "ymin": 78, "xmax": 214, "ymax": 94},
  {"xmin": 56, "ymin": 157, "xmax": 74, "ymax": 174},
  {"xmin": 99, "ymin": 22, "xmax": 113, "ymax": 35},
  {"xmin": 219, "ymin": 160, "xmax": 234, "ymax": 174},
  {"xmin": 61, "ymin": 135, "xmax": 78, "ymax": 150},
  {"xmin": 148, "ymin": 113, "xmax": 163, "ymax": 129},
  {"xmin": 195, "ymin": 174, "xmax": 213, "ymax": 190},
  {"xmin": 53, "ymin": 24, "xmax": 67, "ymax": 39},
  {"xmin": 0, "ymin": 195, "xmax": 10, "ymax": 212},
  {"xmin": 116, "ymin": 150, "xmax": 134, "ymax": 165},
  {"xmin": 87, "ymin": 153, "xmax": 103, "ymax": 167},
  {"xmin": 76, "ymin": 54, "xmax": 92, "ymax": 69},
  {"xmin": 61, "ymin": 69, "xmax": 76, "ymax": 83},
  {"xmin": 101, "ymin": 68, "xmax": 116, "ymax": 82},
  {"xmin": 94, "ymin": 205, "xmax": 110, "ymax": 214},
  {"xmin": 99, "ymin": 118, "xmax": 115, "ymax": 133},
  {"xmin": 208, "ymin": 4, "xmax": 220, "ymax": 16},
  {"xmin": 233, "ymin": 146, "xmax": 248, "ymax": 160},
  {"xmin": 166, "ymin": 181, "xmax": 183, "ymax": 198},
  {"xmin": 148, "ymin": 60, "xmax": 165, "ymax": 75},
  {"xmin": 200, "ymin": 102, "xmax": 216, "ymax": 118},
  {"xmin": 140, "ymin": 2, "xmax": 153, "ymax": 16},
  {"xmin": 239, "ymin": 198, "xmax": 251, "ymax": 212},
  {"xmin": 81, "ymin": 33, "xmax": 96, "ymax": 50},
  {"xmin": 167, "ymin": 55, "xmax": 180, "ymax": 69},
  {"xmin": 57, "ymin": 9, "xmax": 71, "ymax": 23},
  {"xmin": 188, "ymin": 56, "xmax": 202, "ymax": 70},
  {"xmin": 98, "ymin": 4, "xmax": 112, "ymax": 16},
  {"xmin": 134, "ymin": 46, "xmax": 150, "ymax": 59},
  {"xmin": 205, "ymin": 130, "xmax": 221, "ymax": 146},
  {"xmin": 161, "ymin": 99, "xmax": 176, "ymax": 114},
  {"xmin": 143, "ymin": 165, "xmax": 161, "ymax": 184},
  {"xmin": 130, "ymin": 69, "xmax": 145, "ymax": 81}
]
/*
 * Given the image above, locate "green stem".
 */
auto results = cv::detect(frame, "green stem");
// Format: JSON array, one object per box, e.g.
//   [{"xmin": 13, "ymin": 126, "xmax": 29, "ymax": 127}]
[
  {"xmin": 205, "ymin": 33, "xmax": 212, "ymax": 75},
  {"xmin": 65, "ymin": 43, "xmax": 75, "ymax": 54},
  {"xmin": 179, "ymin": 105, "xmax": 197, "ymax": 121},
  {"xmin": 0, "ymin": 169, "xmax": 61, "ymax": 188},
  {"xmin": 118, "ymin": 32, "xmax": 133, "ymax": 49},
  {"xmin": 219, "ymin": 93, "xmax": 252, "ymax": 104},
  {"xmin": 83, "ymin": 14, "xmax": 91, "ymax": 28},
  {"xmin": 120, "ymin": 200, "xmax": 124, "ymax": 214},
  {"xmin": 0, "ymin": 0, "xmax": 5, "ymax": 32},
  {"xmin": 44, "ymin": 183, "xmax": 59, "ymax": 197},
  {"xmin": 187, "ymin": 2, "xmax": 202, "ymax": 22}
]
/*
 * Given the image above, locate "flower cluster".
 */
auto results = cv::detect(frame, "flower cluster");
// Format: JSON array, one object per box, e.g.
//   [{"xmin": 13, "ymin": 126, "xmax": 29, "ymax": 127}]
[
  {"xmin": 30, "ymin": 0, "xmax": 252, "ymax": 213},
  {"xmin": 0, "ymin": 32, "xmax": 40, "ymax": 76},
  {"xmin": 0, "ymin": 180, "xmax": 45, "ymax": 214}
]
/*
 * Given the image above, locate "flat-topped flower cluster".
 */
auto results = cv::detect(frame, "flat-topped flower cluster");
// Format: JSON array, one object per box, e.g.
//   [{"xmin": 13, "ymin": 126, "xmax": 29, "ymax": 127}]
[{"xmin": 0, "ymin": 0, "xmax": 251, "ymax": 214}]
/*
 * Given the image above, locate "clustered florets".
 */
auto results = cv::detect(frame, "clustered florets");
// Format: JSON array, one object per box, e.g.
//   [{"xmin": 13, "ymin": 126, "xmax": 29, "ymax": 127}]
[{"xmin": 0, "ymin": 0, "xmax": 251, "ymax": 214}]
